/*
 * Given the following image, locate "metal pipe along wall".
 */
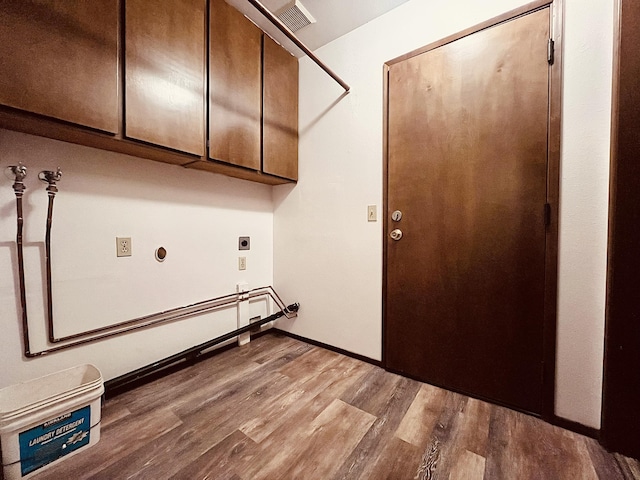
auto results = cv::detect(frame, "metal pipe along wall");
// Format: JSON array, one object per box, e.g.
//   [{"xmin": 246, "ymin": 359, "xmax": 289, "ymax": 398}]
[{"xmin": 8, "ymin": 165, "xmax": 298, "ymax": 358}]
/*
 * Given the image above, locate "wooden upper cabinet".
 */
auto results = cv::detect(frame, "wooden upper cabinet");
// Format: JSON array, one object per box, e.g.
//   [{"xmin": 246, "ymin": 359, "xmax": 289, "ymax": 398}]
[
  {"xmin": 0, "ymin": 0, "xmax": 297, "ymax": 184},
  {"xmin": 0, "ymin": 0, "xmax": 119, "ymax": 133},
  {"xmin": 125, "ymin": 0, "xmax": 206, "ymax": 156},
  {"xmin": 209, "ymin": 0, "xmax": 261, "ymax": 170},
  {"xmin": 263, "ymin": 35, "xmax": 298, "ymax": 181}
]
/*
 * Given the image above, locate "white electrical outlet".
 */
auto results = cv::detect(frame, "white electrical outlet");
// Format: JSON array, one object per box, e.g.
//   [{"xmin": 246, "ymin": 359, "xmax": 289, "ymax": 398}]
[
  {"xmin": 238, "ymin": 256, "xmax": 247, "ymax": 270},
  {"xmin": 116, "ymin": 237, "xmax": 132, "ymax": 257}
]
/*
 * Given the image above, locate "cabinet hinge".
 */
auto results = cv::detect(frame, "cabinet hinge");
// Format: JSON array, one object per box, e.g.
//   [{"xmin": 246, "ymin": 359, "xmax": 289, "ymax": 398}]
[
  {"xmin": 547, "ymin": 38, "xmax": 555, "ymax": 65},
  {"xmin": 544, "ymin": 203, "xmax": 551, "ymax": 227}
]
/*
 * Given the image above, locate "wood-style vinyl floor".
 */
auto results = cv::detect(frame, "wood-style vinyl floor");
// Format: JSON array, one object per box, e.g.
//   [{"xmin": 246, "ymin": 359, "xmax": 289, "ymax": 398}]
[{"xmin": 32, "ymin": 333, "xmax": 640, "ymax": 480}]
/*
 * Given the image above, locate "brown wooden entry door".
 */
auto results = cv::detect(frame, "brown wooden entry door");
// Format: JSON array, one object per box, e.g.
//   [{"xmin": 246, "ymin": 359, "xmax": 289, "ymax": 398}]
[{"xmin": 384, "ymin": 8, "xmax": 551, "ymax": 414}]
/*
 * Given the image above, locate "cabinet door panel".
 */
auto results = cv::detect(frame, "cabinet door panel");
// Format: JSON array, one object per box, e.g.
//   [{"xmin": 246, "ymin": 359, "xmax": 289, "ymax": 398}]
[
  {"xmin": 125, "ymin": 0, "xmax": 205, "ymax": 155},
  {"xmin": 263, "ymin": 36, "xmax": 298, "ymax": 181},
  {"xmin": 0, "ymin": 0, "xmax": 118, "ymax": 133},
  {"xmin": 209, "ymin": 0, "xmax": 261, "ymax": 169}
]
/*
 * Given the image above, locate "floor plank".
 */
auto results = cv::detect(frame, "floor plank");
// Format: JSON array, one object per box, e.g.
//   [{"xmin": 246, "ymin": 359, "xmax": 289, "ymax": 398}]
[
  {"xmin": 616, "ymin": 454, "xmax": 640, "ymax": 480},
  {"xmin": 168, "ymin": 430, "xmax": 256, "ymax": 480},
  {"xmin": 450, "ymin": 449, "xmax": 486, "ymax": 480},
  {"xmin": 413, "ymin": 389, "xmax": 468, "ymax": 479},
  {"xmin": 368, "ymin": 436, "xmax": 422, "ymax": 480},
  {"xmin": 585, "ymin": 438, "xmax": 626, "ymax": 480},
  {"xmin": 29, "ymin": 333, "xmax": 640, "ymax": 480},
  {"xmin": 94, "ymin": 372, "xmax": 290, "ymax": 479},
  {"xmin": 277, "ymin": 399, "xmax": 376, "ymax": 479},
  {"xmin": 332, "ymin": 374, "xmax": 422, "ymax": 480},
  {"xmin": 234, "ymin": 356, "xmax": 375, "ymax": 480},
  {"xmin": 395, "ymin": 382, "xmax": 450, "ymax": 448}
]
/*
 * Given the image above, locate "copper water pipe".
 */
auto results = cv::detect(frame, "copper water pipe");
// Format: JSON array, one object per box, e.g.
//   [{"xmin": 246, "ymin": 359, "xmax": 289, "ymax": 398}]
[
  {"xmin": 10, "ymin": 167, "xmax": 297, "ymax": 357},
  {"xmin": 8, "ymin": 164, "xmax": 42, "ymax": 357},
  {"xmin": 46, "ymin": 285, "xmax": 295, "ymax": 344},
  {"xmin": 37, "ymin": 172, "xmax": 298, "ymax": 345},
  {"xmin": 39, "ymin": 168, "xmax": 62, "ymax": 343},
  {"xmin": 21, "ymin": 286, "xmax": 295, "ymax": 357}
]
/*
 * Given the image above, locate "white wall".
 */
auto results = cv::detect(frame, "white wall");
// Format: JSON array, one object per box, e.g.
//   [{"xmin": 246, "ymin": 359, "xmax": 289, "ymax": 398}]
[
  {"xmin": 556, "ymin": 0, "xmax": 613, "ymax": 428},
  {"xmin": 274, "ymin": 0, "xmax": 613, "ymax": 428},
  {"xmin": 0, "ymin": 129, "xmax": 274, "ymax": 387}
]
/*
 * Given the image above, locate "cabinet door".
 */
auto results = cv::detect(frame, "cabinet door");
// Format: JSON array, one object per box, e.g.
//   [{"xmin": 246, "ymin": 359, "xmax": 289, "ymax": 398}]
[
  {"xmin": 125, "ymin": 0, "xmax": 206, "ymax": 155},
  {"xmin": 263, "ymin": 36, "xmax": 298, "ymax": 181},
  {"xmin": 0, "ymin": 0, "xmax": 118, "ymax": 133},
  {"xmin": 209, "ymin": 0, "xmax": 261, "ymax": 169}
]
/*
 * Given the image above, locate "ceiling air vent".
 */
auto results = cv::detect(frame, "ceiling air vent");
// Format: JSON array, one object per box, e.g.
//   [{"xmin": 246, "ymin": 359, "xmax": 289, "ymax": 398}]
[{"xmin": 276, "ymin": 0, "xmax": 316, "ymax": 32}]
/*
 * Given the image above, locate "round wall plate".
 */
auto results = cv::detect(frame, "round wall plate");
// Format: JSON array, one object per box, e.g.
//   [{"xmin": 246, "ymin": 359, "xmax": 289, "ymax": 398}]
[{"xmin": 155, "ymin": 247, "xmax": 167, "ymax": 262}]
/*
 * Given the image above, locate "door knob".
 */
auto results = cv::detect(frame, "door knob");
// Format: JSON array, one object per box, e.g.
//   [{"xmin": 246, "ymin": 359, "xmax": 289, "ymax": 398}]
[{"xmin": 390, "ymin": 229, "xmax": 403, "ymax": 241}]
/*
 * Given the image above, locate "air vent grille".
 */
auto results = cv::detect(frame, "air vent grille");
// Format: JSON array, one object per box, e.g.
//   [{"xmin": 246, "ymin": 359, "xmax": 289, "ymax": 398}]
[{"xmin": 276, "ymin": 0, "xmax": 316, "ymax": 32}]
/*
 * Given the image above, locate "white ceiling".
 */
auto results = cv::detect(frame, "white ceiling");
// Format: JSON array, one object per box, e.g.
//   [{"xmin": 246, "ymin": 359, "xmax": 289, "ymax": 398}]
[{"xmin": 226, "ymin": 0, "xmax": 411, "ymax": 57}]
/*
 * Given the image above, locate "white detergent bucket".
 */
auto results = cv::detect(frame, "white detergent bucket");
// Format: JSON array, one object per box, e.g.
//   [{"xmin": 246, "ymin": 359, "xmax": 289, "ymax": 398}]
[{"xmin": 0, "ymin": 365, "xmax": 104, "ymax": 479}]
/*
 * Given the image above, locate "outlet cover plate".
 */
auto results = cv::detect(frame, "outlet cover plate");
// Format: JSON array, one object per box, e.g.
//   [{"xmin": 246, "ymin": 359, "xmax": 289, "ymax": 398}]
[
  {"xmin": 116, "ymin": 237, "xmax": 132, "ymax": 257},
  {"xmin": 239, "ymin": 236, "xmax": 250, "ymax": 250}
]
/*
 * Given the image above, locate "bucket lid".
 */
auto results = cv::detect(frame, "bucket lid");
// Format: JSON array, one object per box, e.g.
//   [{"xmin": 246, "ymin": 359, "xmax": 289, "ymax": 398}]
[{"xmin": 0, "ymin": 365, "xmax": 102, "ymax": 418}]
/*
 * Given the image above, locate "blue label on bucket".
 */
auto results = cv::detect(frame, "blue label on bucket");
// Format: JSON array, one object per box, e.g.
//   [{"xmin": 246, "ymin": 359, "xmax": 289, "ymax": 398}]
[{"xmin": 18, "ymin": 405, "xmax": 91, "ymax": 476}]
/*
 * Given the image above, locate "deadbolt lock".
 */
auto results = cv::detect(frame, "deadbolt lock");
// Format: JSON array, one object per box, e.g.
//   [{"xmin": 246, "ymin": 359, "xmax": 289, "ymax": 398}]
[
  {"xmin": 390, "ymin": 229, "xmax": 403, "ymax": 241},
  {"xmin": 391, "ymin": 210, "xmax": 403, "ymax": 222}
]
